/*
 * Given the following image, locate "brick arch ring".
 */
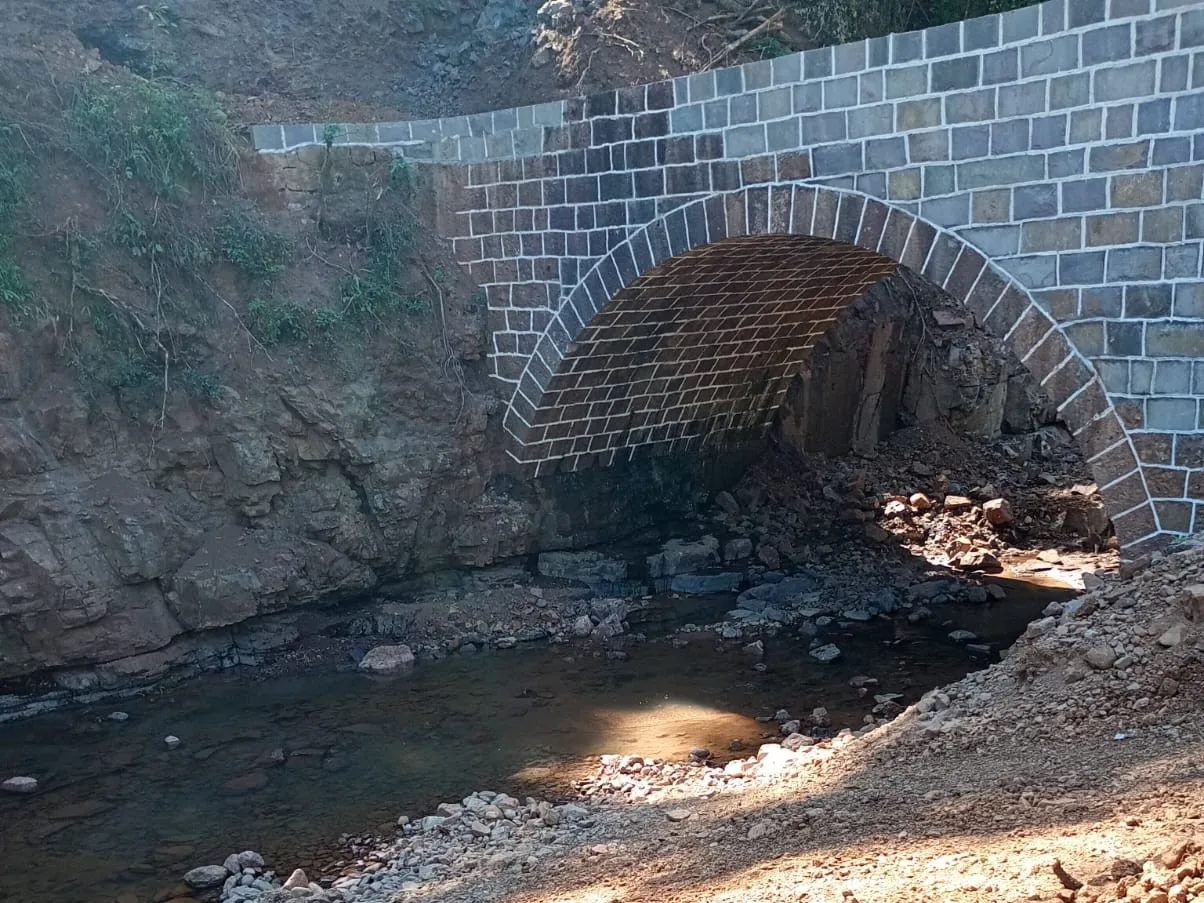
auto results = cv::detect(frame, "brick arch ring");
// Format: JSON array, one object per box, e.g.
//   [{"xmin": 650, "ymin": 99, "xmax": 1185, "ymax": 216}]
[{"xmin": 501, "ymin": 183, "xmax": 1163, "ymax": 559}]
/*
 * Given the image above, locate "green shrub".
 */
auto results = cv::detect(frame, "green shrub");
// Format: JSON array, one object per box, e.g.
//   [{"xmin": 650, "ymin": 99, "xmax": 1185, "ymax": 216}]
[
  {"xmin": 179, "ymin": 366, "xmax": 224, "ymax": 401},
  {"xmin": 68, "ymin": 76, "xmax": 235, "ymax": 200},
  {"xmin": 247, "ymin": 299, "xmax": 308, "ymax": 346},
  {"xmin": 217, "ymin": 206, "xmax": 294, "ymax": 280},
  {"xmin": 791, "ymin": 0, "xmax": 1037, "ymax": 44},
  {"xmin": 0, "ymin": 262, "xmax": 36, "ymax": 321}
]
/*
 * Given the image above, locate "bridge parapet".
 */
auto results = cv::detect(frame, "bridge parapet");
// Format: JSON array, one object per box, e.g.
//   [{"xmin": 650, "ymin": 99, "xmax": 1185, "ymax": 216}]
[{"xmin": 255, "ymin": 0, "xmax": 1204, "ymax": 557}]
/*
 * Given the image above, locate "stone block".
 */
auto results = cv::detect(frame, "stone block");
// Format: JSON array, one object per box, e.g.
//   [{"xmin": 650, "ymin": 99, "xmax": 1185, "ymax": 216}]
[
  {"xmin": 1107, "ymin": 321, "xmax": 1144, "ymax": 356},
  {"xmin": 959, "ymin": 155, "xmax": 1045, "ymax": 189},
  {"xmin": 1142, "ymin": 207, "xmax": 1184, "ymax": 243},
  {"xmin": 951, "ymin": 124, "xmax": 990, "ymax": 160},
  {"xmin": 1089, "ymin": 141, "xmax": 1149, "ymax": 171},
  {"xmin": 1031, "ymin": 114, "xmax": 1067, "ymax": 150},
  {"xmin": 1167, "ymin": 165, "xmax": 1204, "ymax": 202},
  {"xmin": 1083, "ymin": 22, "xmax": 1133, "ymax": 65},
  {"xmin": 998, "ymin": 254, "xmax": 1058, "ymax": 289},
  {"xmin": 759, "ymin": 86, "xmax": 793, "ymax": 120},
  {"xmin": 800, "ymin": 111, "xmax": 846, "ymax": 143},
  {"xmin": 971, "ymin": 188, "xmax": 1010, "ymax": 223},
  {"xmin": 1050, "ymin": 73, "xmax": 1091, "ymax": 110},
  {"xmin": 909, "ymin": 129, "xmax": 950, "ymax": 162},
  {"xmin": 865, "ymin": 136, "xmax": 907, "ymax": 169},
  {"xmin": 1094, "ymin": 60, "xmax": 1157, "ymax": 101},
  {"xmin": 1125, "ymin": 283, "xmax": 1173, "ymax": 317},
  {"xmin": 1175, "ymin": 283, "xmax": 1204, "ymax": 317},
  {"xmin": 998, "ymin": 82, "xmax": 1046, "ymax": 117},
  {"xmin": 897, "ymin": 99, "xmax": 942, "ymax": 130},
  {"xmin": 1146, "ymin": 398, "xmax": 1198, "ymax": 431},
  {"xmin": 1001, "ymin": 4, "xmax": 1040, "ymax": 42},
  {"xmin": 991, "ymin": 118, "xmax": 1031, "ymax": 155},
  {"xmin": 848, "ymin": 104, "xmax": 893, "ymax": 138},
  {"xmin": 1048, "ymin": 149, "xmax": 1086, "ymax": 178},
  {"xmin": 804, "ymin": 46, "xmax": 833, "ymax": 78},
  {"xmin": 1106, "ymin": 104, "xmax": 1135, "ymax": 140},
  {"xmin": 1081, "ymin": 286, "xmax": 1123, "ymax": 317},
  {"xmin": 1062, "ymin": 178, "xmax": 1109, "ymax": 213},
  {"xmin": 1110, "ymin": 172, "xmax": 1164, "ymax": 207},
  {"xmin": 1147, "ymin": 323, "xmax": 1204, "ymax": 357},
  {"xmin": 982, "ymin": 47, "xmax": 1018, "ymax": 85},
  {"xmin": 1070, "ymin": 109, "xmax": 1102, "ymax": 144},
  {"xmin": 1059, "ymin": 250, "xmax": 1105, "ymax": 284},
  {"xmin": 1021, "ymin": 35, "xmax": 1078, "ymax": 77},
  {"xmin": 1153, "ymin": 361, "xmax": 1194, "ymax": 395},
  {"xmin": 1022, "ymin": 218, "xmax": 1082, "ymax": 252},
  {"xmin": 947, "ymin": 89, "xmax": 996, "ymax": 123},
  {"xmin": 965, "ymin": 14, "xmax": 1000, "ymax": 50},
  {"xmin": 888, "ymin": 168, "xmax": 922, "ymax": 200},
  {"xmin": 1086, "ymin": 211, "xmax": 1140, "ymax": 246},
  {"xmin": 961, "ymin": 225, "xmax": 1019, "ymax": 255},
  {"xmin": 1106, "ymin": 246, "xmax": 1162, "ymax": 281},
  {"xmin": 885, "ymin": 64, "xmax": 929, "ymax": 100},
  {"xmin": 932, "ymin": 57, "xmax": 979, "ymax": 91},
  {"xmin": 725, "ymin": 124, "xmax": 766, "ymax": 157}
]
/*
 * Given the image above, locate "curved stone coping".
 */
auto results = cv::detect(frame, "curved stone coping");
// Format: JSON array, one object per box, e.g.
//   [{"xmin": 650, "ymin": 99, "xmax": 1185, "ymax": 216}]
[{"xmin": 250, "ymin": 100, "xmax": 568, "ymax": 155}]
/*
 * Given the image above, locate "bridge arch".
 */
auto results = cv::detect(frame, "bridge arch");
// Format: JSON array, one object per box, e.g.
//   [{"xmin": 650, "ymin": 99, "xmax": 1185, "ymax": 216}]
[{"xmin": 503, "ymin": 185, "xmax": 1159, "ymax": 554}]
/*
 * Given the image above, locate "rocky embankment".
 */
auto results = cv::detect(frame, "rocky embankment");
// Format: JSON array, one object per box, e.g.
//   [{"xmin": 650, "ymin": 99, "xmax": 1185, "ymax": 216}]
[{"xmin": 156, "ymin": 539, "xmax": 1202, "ymax": 903}]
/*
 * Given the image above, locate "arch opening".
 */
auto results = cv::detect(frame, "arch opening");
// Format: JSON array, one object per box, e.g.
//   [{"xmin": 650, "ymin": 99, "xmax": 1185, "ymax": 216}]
[{"xmin": 502, "ymin": 187, "xmax": 1159, "ymax": 560}]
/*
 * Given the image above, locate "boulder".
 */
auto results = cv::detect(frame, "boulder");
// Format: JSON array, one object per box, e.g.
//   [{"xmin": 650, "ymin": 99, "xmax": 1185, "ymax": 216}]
[
  {"xmin": 669, "ymin": 573, "xmax": 743, "ymax": 594},
  {"xmin": 809, "ymin": 643, "xmax": 841, "ymax": 663},
  {"xmin": 536, "ymin": 550, "xmax": 627, "ymax": 586},
  {"xmin": 647, "ymin": 536, "xmax": 719, "ymax": 578},
  {"xmin": 736, "ymin": 575, "xmax": 820, "ymax": 612},
  {"xmin": 982, "ymin": 498, "xmax": 1013, "ymax": 526},
  {"xmin": 358, "ymin": 644, "xmax": 415, "ymax": 674},
  {"xmin": 722, "ymin": 537, "xmax": 753, "ymax": 562},
  {"xmin": 183, "ymin": 865, "xmax": 229, "ymax": 888},
  {"xmin": 1084, "ymin": 645, "xmax": 1117, "ymax": 670}
]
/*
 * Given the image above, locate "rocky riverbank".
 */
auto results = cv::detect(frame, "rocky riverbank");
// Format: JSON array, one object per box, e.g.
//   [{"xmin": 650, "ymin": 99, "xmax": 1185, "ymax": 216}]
[
  {"xmin": 167, "ymin": 538, "xmax": 1202, "ymax": 903},
  {"xmin": 1, "ymin": 416, "xmax": 1113, "ymax": 723}
]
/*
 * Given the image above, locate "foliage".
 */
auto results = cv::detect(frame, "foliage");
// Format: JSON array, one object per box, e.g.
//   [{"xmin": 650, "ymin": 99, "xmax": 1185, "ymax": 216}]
[
  {"xmin": 67, "ymin": 75, "xmax": 235, "ymax": 201},
  {"xmin": 178, "ymin": 366, "xmax": 225, "ymax": 400},
  {"xmin": 752, "ymin": 36, "xmax": 792, "ymax": 59},
  {"xmin": 217, "ymin": 205, "xmax": 294, "ymax": 280},
  {"xmin": 0, "ymin": 262, "xmax": 36, "ymax": 321},
  {"xmin": 247, "ymin": 299, "xmax": 309, "ymax": 346},
  {"xmin": 0, "ymin": 124, "xmax": 28, "ymax": 245},
  {"xmin": 791, "ymin": 0, "xmax": 1037, "ymax": 44}
]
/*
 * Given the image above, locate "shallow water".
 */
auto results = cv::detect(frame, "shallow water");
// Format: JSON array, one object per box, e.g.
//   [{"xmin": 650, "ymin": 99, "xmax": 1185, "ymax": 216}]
[{"xmin": 0, "ymin": 581, "xmax": 1070, "ymax": 903}]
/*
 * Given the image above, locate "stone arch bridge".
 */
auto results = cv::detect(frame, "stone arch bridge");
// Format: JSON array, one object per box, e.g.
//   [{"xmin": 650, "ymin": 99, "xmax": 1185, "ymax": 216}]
[{"xmin": 254, "ymin": 0, "xmax": 1204, "ymax": 562}]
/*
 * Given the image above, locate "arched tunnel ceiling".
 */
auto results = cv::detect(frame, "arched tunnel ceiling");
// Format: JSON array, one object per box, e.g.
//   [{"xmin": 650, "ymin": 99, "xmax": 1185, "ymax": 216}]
[{"xmin": 520, "ymin": 234, "xmax": 901, "ymax": 467}]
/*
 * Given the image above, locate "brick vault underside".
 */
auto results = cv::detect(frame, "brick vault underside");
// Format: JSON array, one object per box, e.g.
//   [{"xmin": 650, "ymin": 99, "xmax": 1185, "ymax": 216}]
[{"xmin": 511, "ymin": 235, "xmax": 902, "ymax": 469}]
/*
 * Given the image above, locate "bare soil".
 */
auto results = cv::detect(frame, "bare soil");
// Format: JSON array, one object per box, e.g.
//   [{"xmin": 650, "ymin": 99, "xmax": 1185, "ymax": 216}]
[{"xmin": 0, "ymin": 0, "xmax": 801, "ymax": 128}]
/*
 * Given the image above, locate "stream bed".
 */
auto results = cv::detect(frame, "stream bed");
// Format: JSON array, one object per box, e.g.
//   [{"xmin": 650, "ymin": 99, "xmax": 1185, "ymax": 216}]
[{"xmin": 0, "ymin": 577, "xmax": 1073, "ymax": 903}]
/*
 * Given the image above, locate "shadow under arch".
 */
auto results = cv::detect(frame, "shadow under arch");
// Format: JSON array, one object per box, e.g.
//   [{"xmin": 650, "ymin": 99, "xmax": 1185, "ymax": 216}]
[{"xmin": 503, "ymin": 184, "xmax": 1161, "ymax": 557}]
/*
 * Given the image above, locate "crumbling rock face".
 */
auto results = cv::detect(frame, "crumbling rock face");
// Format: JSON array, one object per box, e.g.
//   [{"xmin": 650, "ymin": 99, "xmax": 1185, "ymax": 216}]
[{"xmin": 778, "ymin": 272, "xmax": 1058, "ymax": 458}]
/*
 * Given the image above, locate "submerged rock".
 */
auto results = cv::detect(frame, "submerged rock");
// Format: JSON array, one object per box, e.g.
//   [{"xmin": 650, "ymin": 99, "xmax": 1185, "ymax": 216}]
[
  {"xmin": 1, "ymin": 776, "xmax": 37, "ymax": 794},
  {"xmin": 183, "ymin": 864, "xmax": 229, "ymax": 888},
  {"xmin": 809, "ymin": 644, "xmax": 842, "ymax": 663}
]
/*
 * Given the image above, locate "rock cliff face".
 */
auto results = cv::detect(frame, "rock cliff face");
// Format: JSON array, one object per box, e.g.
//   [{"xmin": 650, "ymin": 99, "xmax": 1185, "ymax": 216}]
[
  {"xmin": 0, "ymin": 316, "xmax": 724, "ymax": 686},
  {"xmin": 777, "ymin": 272, "xmax": 1056, "ymax": 459}
]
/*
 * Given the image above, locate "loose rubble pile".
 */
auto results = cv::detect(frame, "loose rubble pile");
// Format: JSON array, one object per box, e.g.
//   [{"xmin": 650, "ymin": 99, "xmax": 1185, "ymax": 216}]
[
  {"xmin": 188, "ymin": 792, "xmax": 620, "ymax": 903},
  {"xmin": 888, "ymin": 544, "xmax": 1204, "ymax": 750}
]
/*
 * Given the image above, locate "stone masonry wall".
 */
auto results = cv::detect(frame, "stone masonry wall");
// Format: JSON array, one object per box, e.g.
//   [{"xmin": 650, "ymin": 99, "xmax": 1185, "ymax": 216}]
[{"xmin": 254, "ymin": 0, "xmax": 1204, "ymax": 559}]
